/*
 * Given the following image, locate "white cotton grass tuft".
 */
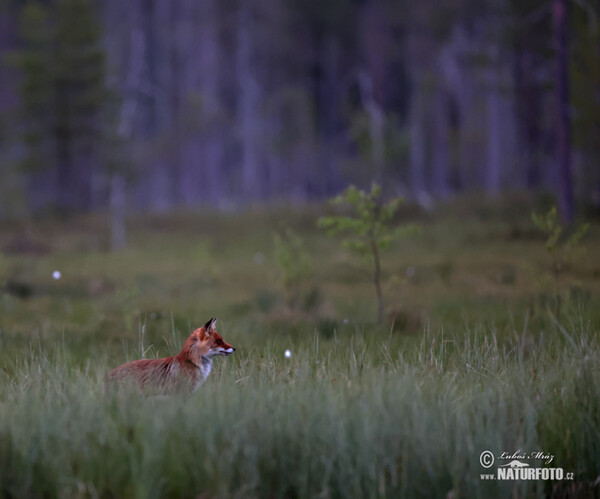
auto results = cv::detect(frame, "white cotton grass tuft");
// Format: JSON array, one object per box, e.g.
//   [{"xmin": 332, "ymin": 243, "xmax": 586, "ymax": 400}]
[
  {"xmin": 52, "ymin": 270, "xmax": 62, "ymax": 280},
  {"xmin": 284, "ymin": 349, "xmax": 292, "ymax": 359}
]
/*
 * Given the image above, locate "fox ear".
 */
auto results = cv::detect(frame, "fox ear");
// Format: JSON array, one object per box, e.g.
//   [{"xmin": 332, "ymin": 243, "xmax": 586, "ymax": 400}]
[{"xmin": 204, "ymin": 317, "xmax": 217, "ymax": 332}]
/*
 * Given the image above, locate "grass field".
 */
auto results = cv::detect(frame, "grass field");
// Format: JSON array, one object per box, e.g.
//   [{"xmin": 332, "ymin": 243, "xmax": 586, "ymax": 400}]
[{"xmin": 0, "ymin": 197, "xmax": 599, "ymax": 497}]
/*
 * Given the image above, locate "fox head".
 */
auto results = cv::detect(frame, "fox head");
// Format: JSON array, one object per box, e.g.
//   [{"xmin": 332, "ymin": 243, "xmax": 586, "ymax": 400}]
[
  {"xmin": 201, "ymin": 318, "xmax": 235, "ymax": 358},
  {"xmin": 180, "ymin": 318, "xmax": 235, "ymax": 366}
]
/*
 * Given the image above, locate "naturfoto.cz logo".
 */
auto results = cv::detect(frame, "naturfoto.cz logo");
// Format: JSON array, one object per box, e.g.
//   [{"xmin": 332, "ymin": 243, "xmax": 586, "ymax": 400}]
[{"xmin": 479, "ymin": 450, "xmax": 574, "ymax": 481}]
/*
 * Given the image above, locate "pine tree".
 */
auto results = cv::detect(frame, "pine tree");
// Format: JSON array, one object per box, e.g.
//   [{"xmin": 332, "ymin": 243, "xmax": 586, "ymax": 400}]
[
  {"xmin": 13, "ymin": 0, "xmax": 106, "ymax": 212},
  {"xmin": 13, "ymin": 2, "xmax": 54, "ymax": 175}
]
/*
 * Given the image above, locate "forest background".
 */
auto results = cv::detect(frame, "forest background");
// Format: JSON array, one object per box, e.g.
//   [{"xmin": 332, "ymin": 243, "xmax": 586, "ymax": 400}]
[{"xmin": 0, "ymin": 0, "xmax": 598, "ymax": 224}]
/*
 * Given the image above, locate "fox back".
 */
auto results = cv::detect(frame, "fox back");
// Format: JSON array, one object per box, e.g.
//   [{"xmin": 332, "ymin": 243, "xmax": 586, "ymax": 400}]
[{"xmin": 107, "ymin": 318, "xmax": 235, "ymax": 393}]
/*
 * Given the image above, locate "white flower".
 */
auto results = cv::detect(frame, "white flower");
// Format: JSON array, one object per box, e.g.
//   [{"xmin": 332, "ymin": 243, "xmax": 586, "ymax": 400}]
[
  {"xmin": 284, "ymin": 349, "xmax": 291, "ymax": 359},
  {"xmin": 52, "ymin": 270, "xmax": 62, "ymax": 280}
]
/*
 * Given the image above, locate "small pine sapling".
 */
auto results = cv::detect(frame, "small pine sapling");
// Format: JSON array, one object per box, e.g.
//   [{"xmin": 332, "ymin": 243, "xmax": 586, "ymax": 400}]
[
  {"xmin": 318, "ymin": 183, "xmax": 418, "ymax": 324},
  {"xmin": 531, "ymin": 206, "xmax": 589, "ymax": 318}
]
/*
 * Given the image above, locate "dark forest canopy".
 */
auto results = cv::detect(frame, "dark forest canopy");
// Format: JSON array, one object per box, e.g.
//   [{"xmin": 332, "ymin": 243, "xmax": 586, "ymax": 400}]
[{"xmin": 0, "ymin": 0, "xmax": 599, "ymax": 218}]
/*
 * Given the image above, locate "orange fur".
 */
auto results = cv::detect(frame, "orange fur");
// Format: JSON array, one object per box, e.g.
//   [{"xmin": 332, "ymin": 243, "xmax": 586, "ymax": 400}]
[{"xmin": 107, "ymin": 318, "xmax": 234, "ymax": 393}]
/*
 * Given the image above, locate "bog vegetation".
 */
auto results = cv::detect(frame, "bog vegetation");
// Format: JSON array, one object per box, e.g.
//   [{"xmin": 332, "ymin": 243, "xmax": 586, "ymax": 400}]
[{"xmin": 0, "ymin": 197, "xmax": 599, "ymax": 498}]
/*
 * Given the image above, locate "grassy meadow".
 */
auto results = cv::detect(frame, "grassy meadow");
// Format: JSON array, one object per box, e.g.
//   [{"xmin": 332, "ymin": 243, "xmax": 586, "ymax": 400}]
[{"xmin": 0, "ymin": 197, "xmax": 599, "ymax": 498}]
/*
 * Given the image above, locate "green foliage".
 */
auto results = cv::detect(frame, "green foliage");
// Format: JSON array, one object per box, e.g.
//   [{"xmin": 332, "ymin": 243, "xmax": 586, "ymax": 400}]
[
  {"xmin": 531, "ymin": 206, "xmax": 589, "ymax": 257},
  {"xmin": 318, "ymin": 183, "xmax": 418, "ymax": 323},
  {"xmin": 273, "ymin": 229, "xmax": 312, "ymax": 307},
  {"xmin": 318, "ymin": 184, "xmax": 417, "ymax": 257},
  {"xmin": 532, "ymin": 206, "xmax": 562, "ymax": 251},
  {"xmin": 531, "ymin": 206, "xmax": 589, "ymax": 317}
]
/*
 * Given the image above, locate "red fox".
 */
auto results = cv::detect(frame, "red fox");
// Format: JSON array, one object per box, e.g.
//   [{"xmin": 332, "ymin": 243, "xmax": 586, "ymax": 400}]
[{"xmin": 107, "ymin": 318, "xmax": 235, "ymax": 393}]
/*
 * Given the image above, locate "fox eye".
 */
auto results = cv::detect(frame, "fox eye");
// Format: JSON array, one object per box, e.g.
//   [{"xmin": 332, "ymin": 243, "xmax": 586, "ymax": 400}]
[{"xmin": 216, "ymin": 339, "xmax": 223, "ymax": 346}]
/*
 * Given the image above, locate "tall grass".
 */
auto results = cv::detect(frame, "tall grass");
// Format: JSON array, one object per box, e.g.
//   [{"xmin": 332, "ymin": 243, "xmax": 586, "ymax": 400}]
[
  {"xmin": 1, "ymin": 317, "xmax": 598, "ymax": 498},
  {"xmin": 1, "ymin": 206, "xmax": 599, "ymax": 497}
]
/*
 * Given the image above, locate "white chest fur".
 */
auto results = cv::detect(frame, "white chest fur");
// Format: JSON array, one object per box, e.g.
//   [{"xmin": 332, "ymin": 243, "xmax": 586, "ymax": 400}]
[
  {"xmin": 189, "ymin": 357, "xmax": 213, "ymax": 392},
  {"xmin": 200, "ymin": 357, "xmax": 213, "ymax": 379}
]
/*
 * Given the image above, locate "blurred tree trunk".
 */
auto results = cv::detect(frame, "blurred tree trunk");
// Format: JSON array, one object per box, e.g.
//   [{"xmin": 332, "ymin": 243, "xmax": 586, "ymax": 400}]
[
  {"xmin": 360, "ymin": 0, "xmax": 387, "ymax": 184},
  {"xmin": 409, "ymin": 75, "xmax": 428, "ymax": 199},
  {"xmin": 110, "ymin": 174, "xmax": 126, "ymax": 250},
  {"xmin": 142, "ymin": 0, "xmax": 169, "ymax": 212},
  {"xmin": 177, "ymin": 0, "xmax": 197, "ymax": 206},
  {"xmin": 407, "ymin": 25, "xmax": 429, "ymax": 202},
  {"xmin": 199, "ymin": 0, "xmax": 223, "ymax": 204},
  {"xmin": 569, "ymin": 2, "xmax": 600, "ymax": 208},
  {"xmin": 450, "ymin": 28, "xmax": 476, "ymax": 193},
  {"xmin": 506, "ymin": 0, "xmax": 552, "ymax": 192},
  {"xmin": 359, "ymin": 71, "xmax": 385, "ymax": 184},
  {"xmin": 0, "ymin": 1, "xmax": 18, "ymax": 113},
  {"xmin": 513, "ymin": 50, "xmax": 541, "ymax": 189},
  {"xmin": 155, "ymin": 0, "xmax": 182, "ymax": 206},
  {"xmin": 55, "ymin": 84, "xmax": 74, "ymax": 212},
  {"xmin": 431, "ymin": 82, "xmax": 450, "ymax": 197},
  {"xmin": 237, "ymin": 2, "xmax": 261, "ymax": 201},
  {"xmin": 0, "ymin": 0, "xmax": 20, "ymax": 215},
  {"xmin": 318, "ymin": 34, "xmax": 341, "ymax": 195},
  {"xmin": 553, "ymin": 0, "xmax": 573, "ymax": 223},
  {"xmin": 106, "ymin": 2, "xmax": 147, "ymax": 249},
  {"xmin": 485, "ymin": 57, "xmax": 502, "ymax": 195}
]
